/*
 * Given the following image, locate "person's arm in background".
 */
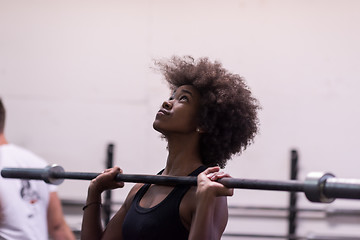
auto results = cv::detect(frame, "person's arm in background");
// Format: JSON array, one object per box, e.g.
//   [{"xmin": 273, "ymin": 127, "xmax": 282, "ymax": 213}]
[{"xmin": 47, "ymin": 192, "xmax": 76, "ymax": 240}]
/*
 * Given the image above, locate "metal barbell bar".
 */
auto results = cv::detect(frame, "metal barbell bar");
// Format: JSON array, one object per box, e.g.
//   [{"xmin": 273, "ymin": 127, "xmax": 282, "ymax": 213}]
[{"xmin": 1, "ymin": 165, "xmax": 360, "ymax": 203}]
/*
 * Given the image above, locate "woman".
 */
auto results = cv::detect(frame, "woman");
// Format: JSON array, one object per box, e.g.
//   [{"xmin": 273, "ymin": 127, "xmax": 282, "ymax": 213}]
[{"xmin": 81, "ymin": 56, "xmax": 260, "ymax": 240}]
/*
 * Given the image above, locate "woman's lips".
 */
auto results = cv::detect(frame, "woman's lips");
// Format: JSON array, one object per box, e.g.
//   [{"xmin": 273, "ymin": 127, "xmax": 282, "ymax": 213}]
[{"xmin": 157, "ymin": 109, "xmax": 170, "ymax": 115}]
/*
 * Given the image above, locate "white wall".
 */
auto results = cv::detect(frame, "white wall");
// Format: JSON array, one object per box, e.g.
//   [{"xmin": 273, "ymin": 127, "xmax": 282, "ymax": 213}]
[{"xmin": 1, "ymin": 0, "xmax": 360, "ymax": 237}]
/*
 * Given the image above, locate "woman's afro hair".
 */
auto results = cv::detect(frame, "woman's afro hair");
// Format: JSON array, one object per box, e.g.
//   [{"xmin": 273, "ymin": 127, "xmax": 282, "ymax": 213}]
[{"xmin": 155, "ymin": 56, "xmax": 260, "ymax": 168}]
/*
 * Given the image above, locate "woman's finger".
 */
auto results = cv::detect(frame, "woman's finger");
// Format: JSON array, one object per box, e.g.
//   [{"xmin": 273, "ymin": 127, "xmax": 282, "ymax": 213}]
[{"xmin": 202, "ymin": 166, "xmax": 220, "ymax": 175}]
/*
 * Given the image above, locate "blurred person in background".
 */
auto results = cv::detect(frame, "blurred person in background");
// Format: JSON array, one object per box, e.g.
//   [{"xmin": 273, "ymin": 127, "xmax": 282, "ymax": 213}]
[{"xmin": 0, "ymin": 98, "xmax": 76, "ymax": 240}]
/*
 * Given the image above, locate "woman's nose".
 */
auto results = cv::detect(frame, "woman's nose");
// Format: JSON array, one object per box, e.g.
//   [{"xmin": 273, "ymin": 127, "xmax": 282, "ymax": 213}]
[{"xmin": 162, "ymin": 100, "xmax": 172, "ymax": 110}]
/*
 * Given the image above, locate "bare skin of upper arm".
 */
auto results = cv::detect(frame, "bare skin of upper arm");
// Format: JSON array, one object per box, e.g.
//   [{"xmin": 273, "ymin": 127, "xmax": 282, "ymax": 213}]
[
  {"xmin": 180, "ymin": 188, "xmax": 228, "ymax": 240},
  {"xmin": 47, "ymin": 192, "xmax": 76, "ymax": 240},
  {"xmin": 213, "ymin": 196, "xmax": 229, "ymax": 237},
  {"xmin": 101, "ymin": 183, "xmax": 143, "ymax": 240}
]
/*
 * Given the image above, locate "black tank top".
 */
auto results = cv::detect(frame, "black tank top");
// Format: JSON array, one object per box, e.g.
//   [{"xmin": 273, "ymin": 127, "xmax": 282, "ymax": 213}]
[{"xmin": 122, "ymin": 166, "xmax": 206, "ymax": 240}]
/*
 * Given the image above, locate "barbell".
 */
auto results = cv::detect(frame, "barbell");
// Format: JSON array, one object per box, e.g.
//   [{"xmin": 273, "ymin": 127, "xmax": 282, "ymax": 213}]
[{"xmin": 1, "ymin": 165, "xmax": 360, "ymax": 203}]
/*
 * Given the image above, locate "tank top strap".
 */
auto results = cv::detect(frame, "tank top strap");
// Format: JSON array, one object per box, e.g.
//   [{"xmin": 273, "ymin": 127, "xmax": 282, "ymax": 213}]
[
  {"xmin": 170, "ymin": 165, "xmax": 207, "ymax": 198},
  {"xmin": 156, "ymin": 165, "xmax": 207, "ymax": 178},
  {"xmin": 132, "ymin": 165, "xmax": 206, "ymax": 206},
  {"xmin": 188, "ymin": 165, "xmax": 207, "ymax": 177}
]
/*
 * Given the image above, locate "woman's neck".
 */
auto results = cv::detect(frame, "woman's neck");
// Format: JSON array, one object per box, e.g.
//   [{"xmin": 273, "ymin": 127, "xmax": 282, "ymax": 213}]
[{"xmin": 163, "ymin": 133, "xmax": 203, "ymax": 176}]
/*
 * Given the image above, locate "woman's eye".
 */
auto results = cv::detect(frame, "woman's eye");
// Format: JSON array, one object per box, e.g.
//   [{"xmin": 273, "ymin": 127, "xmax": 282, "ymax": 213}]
[{"xmin": 180, "ymin": 95, "xmax": 188, "ymax": 101}]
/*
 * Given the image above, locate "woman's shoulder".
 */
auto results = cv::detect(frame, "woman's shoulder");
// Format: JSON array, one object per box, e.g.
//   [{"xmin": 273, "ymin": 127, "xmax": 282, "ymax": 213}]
[
  {"xmin": 122, "ymin": 183, "xmax": 144, "ymax": 206},
  {"xmin": 127, "ymin": 183, "xmax": 144, "ymax": 198}
]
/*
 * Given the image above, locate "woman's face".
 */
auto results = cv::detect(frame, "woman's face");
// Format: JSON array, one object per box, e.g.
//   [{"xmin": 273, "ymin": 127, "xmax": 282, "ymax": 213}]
[{"xmin": 153, "ymin": 85, "xmax": 201, "ymax": 135}]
